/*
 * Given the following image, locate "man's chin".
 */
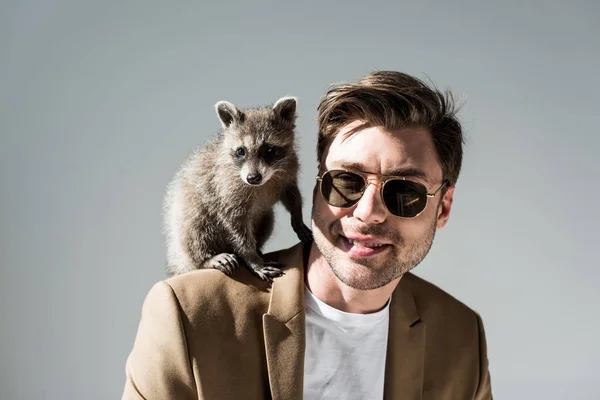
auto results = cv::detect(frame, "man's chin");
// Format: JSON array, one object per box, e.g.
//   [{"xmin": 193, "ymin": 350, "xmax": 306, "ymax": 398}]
[
  {"xmin": 326, "ymin": 250, "xmax": 400, "ymax": 290},
  {"xmin": 329, "ymin": 262, "xmax": 398, "ymax": 291}
]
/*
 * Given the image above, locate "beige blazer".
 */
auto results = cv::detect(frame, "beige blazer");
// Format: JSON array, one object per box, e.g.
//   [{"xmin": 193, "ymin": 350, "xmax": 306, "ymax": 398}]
[{"xmin": 122, "ymin": 242, "xmax": 492, "ymax": 399}]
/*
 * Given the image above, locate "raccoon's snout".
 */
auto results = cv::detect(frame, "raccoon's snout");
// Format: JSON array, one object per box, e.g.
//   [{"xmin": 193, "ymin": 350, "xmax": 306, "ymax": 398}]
[
  {"xmin": 246, "ymin": 173, "xmax": 262, "ymax": 185},
  {"xmin": 240, "ymin": 164, "xmax": 271, "ymax": 186}
]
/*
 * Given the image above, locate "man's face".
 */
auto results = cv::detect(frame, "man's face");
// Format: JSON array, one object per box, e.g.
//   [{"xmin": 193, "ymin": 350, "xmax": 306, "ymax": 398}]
[{"xmin": 311, "ymin": 121, "xmax": 454, "ymax": 290}]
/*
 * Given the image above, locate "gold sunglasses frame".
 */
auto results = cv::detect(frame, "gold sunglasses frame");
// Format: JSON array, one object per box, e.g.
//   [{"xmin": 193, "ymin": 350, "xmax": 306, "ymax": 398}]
[{"xmin": 315, "ymin": 169, "xmax": 448, "ymax": 218}]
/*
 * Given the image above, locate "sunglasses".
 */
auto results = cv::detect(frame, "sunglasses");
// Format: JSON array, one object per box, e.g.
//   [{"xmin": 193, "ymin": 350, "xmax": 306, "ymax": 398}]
[{"xmin": 316, "ymin": 169, "xmax": 448, "ymax": 218}]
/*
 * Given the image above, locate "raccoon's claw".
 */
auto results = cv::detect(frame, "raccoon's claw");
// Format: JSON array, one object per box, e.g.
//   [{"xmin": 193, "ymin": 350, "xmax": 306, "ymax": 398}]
[
  {"xmin": 254, "ymin": 270, "xmax": 281, "ymax": 282},
  {"xmin": 251, "ymin": 261, "xmax": 285, "ymax": 281},
  {"xmin": 205, "ymin": 253, "xmax": 239, "ymax": 275},
  {"xmin": 293, "ymin": 221, "xmax": 313, "ymax": 243}
]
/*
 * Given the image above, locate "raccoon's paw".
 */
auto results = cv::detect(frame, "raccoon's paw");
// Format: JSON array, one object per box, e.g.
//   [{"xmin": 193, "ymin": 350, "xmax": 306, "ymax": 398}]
[
  {"xmin": 250, "ymin": 261, "xmax": 285, "ymax": 282},
  {"xmin": 204, "ymin": 253, "xmax": 239, "ymax": 276},
  {"xmin": 293, "ymin": 221, "xmax": 313, "ymax": 243}
]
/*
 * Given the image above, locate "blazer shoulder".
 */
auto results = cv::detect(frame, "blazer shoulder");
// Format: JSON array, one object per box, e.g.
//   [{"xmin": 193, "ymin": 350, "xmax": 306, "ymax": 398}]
[
  {"xmin": 160, "ymin": 267, "xmax": 273, "ymax": 326},
  {"xmin": 402, "ymin": 272, "xmax": 492, "ymax": 395},
  {"xmin": 161, "ymin": 244, "xmax": 300, "ymax": 315},
  {"xmin": 403, "ymin": 272, "xmax": 483, "ymax": 324}
]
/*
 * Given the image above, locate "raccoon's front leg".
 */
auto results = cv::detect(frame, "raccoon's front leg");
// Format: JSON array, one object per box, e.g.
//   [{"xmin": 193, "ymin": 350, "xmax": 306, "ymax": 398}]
[
  {"xmin": 241, "ymin": 250, "xmax": 284, "ymax": 282},
  {"xmin": 202, "ymin": 253, "xmax": 239, "ymax": 276},
  {"xmin": 224, "ymin": 219, "xmax": 284, "ymax": 281},
  {"xmin": 281, "ymin": 183, "xmax": 313, "ymax": 243}
]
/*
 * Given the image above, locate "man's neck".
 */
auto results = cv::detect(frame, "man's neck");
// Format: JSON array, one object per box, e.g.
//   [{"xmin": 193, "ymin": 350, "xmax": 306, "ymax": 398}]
[{"xmin": 304, "ymin": 242, "xmax": 401, "ymax": 314}]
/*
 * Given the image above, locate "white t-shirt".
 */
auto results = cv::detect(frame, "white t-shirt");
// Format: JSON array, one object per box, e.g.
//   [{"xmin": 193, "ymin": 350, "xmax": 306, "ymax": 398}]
[{"xmin": 303, "ymin": 285, "xmax": 390, "ymax": 399}]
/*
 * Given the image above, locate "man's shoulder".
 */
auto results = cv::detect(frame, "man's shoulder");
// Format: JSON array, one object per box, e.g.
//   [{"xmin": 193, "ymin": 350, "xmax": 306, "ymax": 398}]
[
  {"xmin": 402, "ymin": 272, "xmax": 483, "ymax": 325},
  {"xmin": 158, "ymin": 268, "xmax": 269, "ymax": 323},
  {"xmin": 400, "ymin": 272, "xmax": 492, "ymax": 396},
  {"xmin": 153, "ymin": 245, "xmax": 300, "ymax": 322}
]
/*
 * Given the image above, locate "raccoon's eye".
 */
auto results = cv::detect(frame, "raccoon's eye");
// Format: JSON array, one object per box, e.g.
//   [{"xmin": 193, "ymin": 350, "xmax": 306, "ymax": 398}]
[
  {"xmin": 235, "ymin": 147, "xmax": 245, "ymax": 157},
  {"xmin": 261, "ymin": 144, "xmax": 281, "ymax": 163}
]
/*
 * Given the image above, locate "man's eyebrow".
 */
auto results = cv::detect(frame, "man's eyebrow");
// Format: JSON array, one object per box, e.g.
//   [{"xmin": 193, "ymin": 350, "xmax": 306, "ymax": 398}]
[
  {"xmin": 386, "ymin": 167, "xmax": 429, "ymax": 181},
  {"xmin": 337, "ymin": 162, "xmax": 430, "ymax": 181}
]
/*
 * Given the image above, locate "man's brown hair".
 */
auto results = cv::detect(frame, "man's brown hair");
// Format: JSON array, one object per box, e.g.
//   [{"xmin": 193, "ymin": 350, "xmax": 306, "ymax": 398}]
[{"xmin": 316, "ymin": 71, "xmax": 464, "ymax": 187}]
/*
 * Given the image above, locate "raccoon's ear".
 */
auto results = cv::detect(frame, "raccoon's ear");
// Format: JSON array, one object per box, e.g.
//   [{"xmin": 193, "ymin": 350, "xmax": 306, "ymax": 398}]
[
  {"xmin": 215, "ymin": 101, "xmax": 244, "ymax": 128},
  {"xmin": 273, "ymin": 96, "xmax": 297, "ymax": 123}
]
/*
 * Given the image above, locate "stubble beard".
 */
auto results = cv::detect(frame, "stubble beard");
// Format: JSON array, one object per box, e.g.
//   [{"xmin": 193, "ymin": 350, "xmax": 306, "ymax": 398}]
[{"xmin": 311, "ymin": 208, "xmax": 439, "ymax": 291}]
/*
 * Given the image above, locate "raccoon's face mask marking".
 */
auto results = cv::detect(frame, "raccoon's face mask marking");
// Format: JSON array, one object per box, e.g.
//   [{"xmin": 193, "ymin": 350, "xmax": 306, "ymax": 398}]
[
  {"xmin": 259, "ymin": 143, "xmax": 287, "ymax": 165},
  {"xmin": 231, "ymin": 140, "xmax": 290, "ymax": 186},
  {"xmin": 232, "ymin": 145, "xmax": 261, "ymax": 186},
  {"xmin": 234, "ymin": 147, "xmax": 273, "ymax": 187},
  {"xmin": 217, "ymin": 96, "xmax": 297, "ymax": 187}
]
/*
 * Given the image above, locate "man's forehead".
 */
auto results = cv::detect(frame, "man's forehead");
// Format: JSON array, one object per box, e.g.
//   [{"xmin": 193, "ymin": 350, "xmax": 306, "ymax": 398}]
[{"xmin": 324, "ymin": 124, "xmax": 442, "ymax": 182}]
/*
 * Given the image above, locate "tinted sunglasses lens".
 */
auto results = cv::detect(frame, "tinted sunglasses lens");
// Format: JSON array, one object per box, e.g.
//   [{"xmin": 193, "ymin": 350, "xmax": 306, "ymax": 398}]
[
  {"xmin": 382, "ymin": 180, "xmax": 427, "ymax": 217},
  {"xmin": 321, "ymin": 170, "xmax": 365, "ymax": 207}
]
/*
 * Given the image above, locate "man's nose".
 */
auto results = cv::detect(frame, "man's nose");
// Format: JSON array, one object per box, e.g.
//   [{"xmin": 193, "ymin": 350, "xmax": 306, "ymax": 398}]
[{"xmin": 352, "ymin": 181, "xmax": 387, "ymax": 224}]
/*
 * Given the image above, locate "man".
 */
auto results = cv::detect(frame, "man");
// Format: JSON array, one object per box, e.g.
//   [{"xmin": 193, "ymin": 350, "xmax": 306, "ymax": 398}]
[{"xmin": 122, "ymin": 71, "xmax": 493, "ymax": 399}]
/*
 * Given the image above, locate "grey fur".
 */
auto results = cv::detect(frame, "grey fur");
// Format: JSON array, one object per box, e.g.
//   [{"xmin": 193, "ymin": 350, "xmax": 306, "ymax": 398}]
[{"xmin": 162, "ymin": 96, "xmax": 312, "ymax": 280}]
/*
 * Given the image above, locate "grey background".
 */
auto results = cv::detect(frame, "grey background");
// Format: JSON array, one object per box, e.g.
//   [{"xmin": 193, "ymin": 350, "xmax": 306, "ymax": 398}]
[{"xmin": 1, "ymin": 0, "xmax": 598, "ymax": 399}]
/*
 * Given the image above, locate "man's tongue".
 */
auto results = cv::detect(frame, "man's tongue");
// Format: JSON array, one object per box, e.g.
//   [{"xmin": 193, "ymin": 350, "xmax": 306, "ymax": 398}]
[{"xmin": 342, "ymin": 236, "xmax": 388, "ymax": 257}]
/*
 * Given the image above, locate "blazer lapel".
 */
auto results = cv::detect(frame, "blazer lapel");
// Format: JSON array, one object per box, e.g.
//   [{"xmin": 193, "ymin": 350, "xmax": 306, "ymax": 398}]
[
  {"xmin": 263, "ymin": 243, "xmax": 306, "ymax": 400},
  {"xmin": 384, "ymin": 274, "xmax": 426, "ymax": 400}
]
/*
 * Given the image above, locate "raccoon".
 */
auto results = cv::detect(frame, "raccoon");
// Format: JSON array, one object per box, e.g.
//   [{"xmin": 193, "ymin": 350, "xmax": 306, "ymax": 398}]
[{"xmin": 162, "ymin": 96, "xmax": 312, "ymax": 280}]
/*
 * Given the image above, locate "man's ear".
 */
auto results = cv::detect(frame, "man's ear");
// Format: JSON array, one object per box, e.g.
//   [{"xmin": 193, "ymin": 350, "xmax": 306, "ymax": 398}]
[{"xmin": 436, "ymin": 185, "xmax": 455, "ymax": 230}]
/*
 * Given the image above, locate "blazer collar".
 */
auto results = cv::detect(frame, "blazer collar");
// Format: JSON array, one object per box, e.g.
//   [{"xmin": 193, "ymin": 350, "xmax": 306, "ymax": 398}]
[
  {"xmin": 384, "ymin": 274, "xmax": 426, "ymax": 399},
  {"xmin": 262, "ymin": 242, "xmax": 426, "ymax": 400},
  {"xmin": 262, "ymin": 242, "xmax": 306, "ymax": 400}
]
